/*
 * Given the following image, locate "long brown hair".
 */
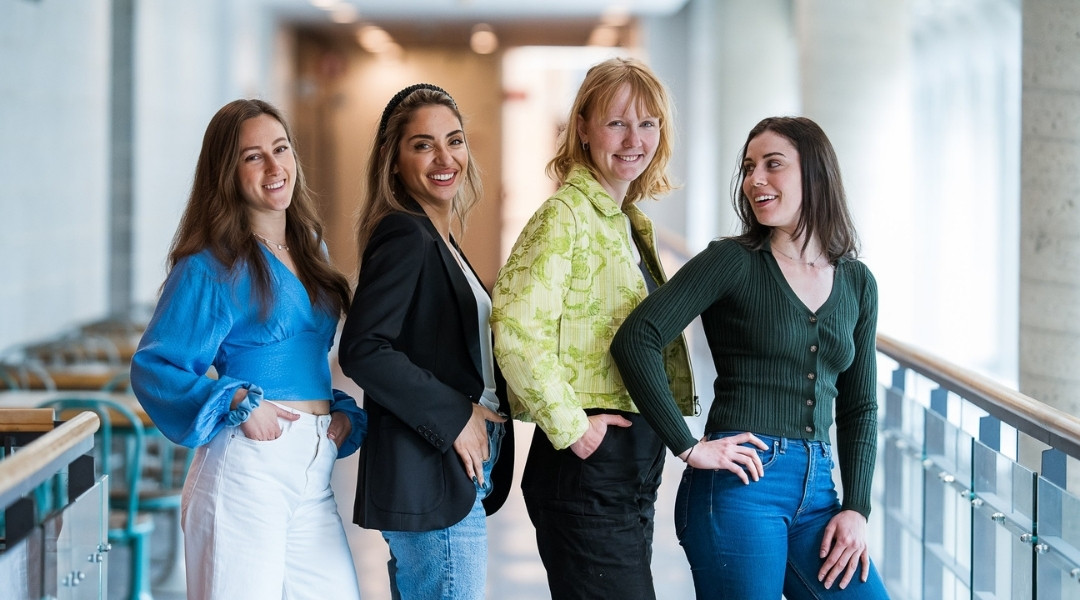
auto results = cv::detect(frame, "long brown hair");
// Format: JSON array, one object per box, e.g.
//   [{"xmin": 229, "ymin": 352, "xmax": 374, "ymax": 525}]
[
  {"xmin": 354, "ymin": 84, "xmax": 483, "ymax": 271},
  {"xmin": 547, "ymin": 57, "xmax": 676, "ymax": 205},
  {"xmin": 731, "ymin": 116, "xmax": 860, "ymax": 262},
  {"xmin": 168, "ymin": 99, "xmax": 350, "ymax": 317}
]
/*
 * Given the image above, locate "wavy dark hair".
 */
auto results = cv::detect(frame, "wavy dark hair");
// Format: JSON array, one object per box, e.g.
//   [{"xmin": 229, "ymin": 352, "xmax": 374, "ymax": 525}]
[
  {"xmin": 167, "ymin": 99, "xmax": 350, "ymax": 318},
  {"xmin": 354, "ymin": 85, "xmax": 483, "ymax": 271},
  {"xmin": 547, "ymin": 56, "xmax": 676, "ymax": 205},
  {"xmin": 731, "ymin": 116, "xmax": 859, "ymax": 262}
]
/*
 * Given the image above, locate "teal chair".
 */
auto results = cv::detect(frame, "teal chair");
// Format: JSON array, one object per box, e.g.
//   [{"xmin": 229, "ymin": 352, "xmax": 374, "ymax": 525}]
[
  {"xmin": 111, "ymin": 420, "xmax": 190, "ymax": 589},
  {"xmin": 40, "ymin": 397, "xmax": 155, "ymax": 600},
  {"xmin": 94, "ymin": 379, "xmax": 190, "ymax": 591},
  {"xmin": 0, "ymin": 367, "xmax": 19, "ymax": 390}
]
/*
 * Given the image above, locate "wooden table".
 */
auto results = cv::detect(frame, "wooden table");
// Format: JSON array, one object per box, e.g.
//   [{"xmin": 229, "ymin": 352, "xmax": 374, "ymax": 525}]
[
  {"xmin": 0, "ymin": 390, "xmax": 151, "ymax": 426},
  {"xmin": 1, "ymin": 362, "xmax": 129, "ymax": 391}
]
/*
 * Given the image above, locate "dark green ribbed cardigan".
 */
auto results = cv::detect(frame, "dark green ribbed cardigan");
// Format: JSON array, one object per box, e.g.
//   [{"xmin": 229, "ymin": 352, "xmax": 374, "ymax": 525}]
[{"xmin": 611, "ymin": 238, "xmax": 879, "ymax": 517}]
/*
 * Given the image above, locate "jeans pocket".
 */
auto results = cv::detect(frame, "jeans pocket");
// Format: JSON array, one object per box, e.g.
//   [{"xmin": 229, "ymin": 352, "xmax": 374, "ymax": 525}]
[
  {"xmin": 674, "ymin": 466, "xmax": 692, "ymax": 543},
  {"xmin": 231, "ymin": 416, "xmax": 292, "ymax": 447},
  {"xmin": 756, "ymin": 438, "xmax": 781, "ymax": 471}
]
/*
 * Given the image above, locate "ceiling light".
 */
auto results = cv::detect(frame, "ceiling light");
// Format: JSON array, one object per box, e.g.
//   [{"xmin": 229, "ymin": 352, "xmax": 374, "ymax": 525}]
[
  {"xmin": 330, "ymin": 4, "xmax": 358, "ymax": 23},
  {"xmin": 600, "ymin": 5, "xmax": 631, "ymax": 27},
  {"xmin": 470, "ymin": 24, "xmax": 498, "ymax": 55},
  {"xmin": 357, "ymin": 25, "xmax": 396, "ymax": 53}
]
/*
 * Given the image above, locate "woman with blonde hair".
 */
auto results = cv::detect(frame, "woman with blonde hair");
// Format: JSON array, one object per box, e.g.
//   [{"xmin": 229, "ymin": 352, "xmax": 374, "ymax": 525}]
[{"xmin": 492, "ymin": 57, "xmax": 694, "ymax": 600}]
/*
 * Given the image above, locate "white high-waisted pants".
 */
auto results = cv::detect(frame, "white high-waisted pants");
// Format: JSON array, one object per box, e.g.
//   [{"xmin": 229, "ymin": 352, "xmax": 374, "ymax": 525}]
[{"xmin": 181, "ymin": 405, "xmax": 361, "ymax": 599}]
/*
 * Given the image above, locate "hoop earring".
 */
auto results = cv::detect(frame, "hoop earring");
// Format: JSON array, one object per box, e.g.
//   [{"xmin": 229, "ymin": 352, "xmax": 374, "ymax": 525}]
[{"xmin": 581, "ymin": 142, "xmax": 589, "ymax": 151}]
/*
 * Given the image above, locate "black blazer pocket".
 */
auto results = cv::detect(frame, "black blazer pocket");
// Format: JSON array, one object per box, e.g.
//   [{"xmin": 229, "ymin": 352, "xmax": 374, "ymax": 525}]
[{"xmin": 370, "ymin": 419, "xmax": 445, "ymax": 514}]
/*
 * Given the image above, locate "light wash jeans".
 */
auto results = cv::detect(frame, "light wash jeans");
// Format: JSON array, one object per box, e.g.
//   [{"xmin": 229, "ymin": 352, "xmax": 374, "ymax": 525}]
[
  {"xmin": 181, "ymin": 405, "xmax": 362, "ymax": 600},
  {"xmin": 382, "ymin": 420, "xmax": 504, "ymax": 600},
  {"xmin": 675, "ymin": 432, "xmax": 890, "ymax": 600}
]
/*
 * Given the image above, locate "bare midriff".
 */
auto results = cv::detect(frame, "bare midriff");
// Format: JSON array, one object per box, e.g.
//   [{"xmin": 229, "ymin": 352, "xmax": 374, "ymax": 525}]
[{"xmin": 273, "ymin": 399, "xmax": 331, "ymax": 415}]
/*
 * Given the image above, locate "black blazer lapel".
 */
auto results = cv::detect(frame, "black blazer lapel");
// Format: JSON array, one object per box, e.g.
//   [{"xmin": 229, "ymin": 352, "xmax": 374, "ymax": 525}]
[{"xmin": 419, "ymin": 217, "xmax": 485, "ymax": 383}]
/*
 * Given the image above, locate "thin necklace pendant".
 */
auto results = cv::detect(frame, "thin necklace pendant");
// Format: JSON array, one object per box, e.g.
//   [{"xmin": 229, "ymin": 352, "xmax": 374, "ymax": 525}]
[
  {"xmin": 774, "ymin": 247, "xmax": 824, "ymax": 268},
  {"xmin": 253, "ymin": 232, "xmax": 290, "ymax": 252}
]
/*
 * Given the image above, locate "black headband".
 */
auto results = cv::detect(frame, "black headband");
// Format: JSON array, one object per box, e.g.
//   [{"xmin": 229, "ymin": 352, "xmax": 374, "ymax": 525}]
[{"xmin": 377, "ymin": 83, "xmax": 454, "ymax": 140}]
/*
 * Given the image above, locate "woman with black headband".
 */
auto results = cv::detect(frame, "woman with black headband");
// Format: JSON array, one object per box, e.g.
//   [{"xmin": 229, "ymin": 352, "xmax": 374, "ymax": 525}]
[{"xmin": 338, "ymin": 83, "xmax": 514, "ymax": 599}]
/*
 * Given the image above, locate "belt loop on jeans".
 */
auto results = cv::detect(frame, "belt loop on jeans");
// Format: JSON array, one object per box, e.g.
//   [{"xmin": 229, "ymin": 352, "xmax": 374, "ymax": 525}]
[{"xmin": 776, "ymin": 436, "xmax": 788, "ymax": 454}]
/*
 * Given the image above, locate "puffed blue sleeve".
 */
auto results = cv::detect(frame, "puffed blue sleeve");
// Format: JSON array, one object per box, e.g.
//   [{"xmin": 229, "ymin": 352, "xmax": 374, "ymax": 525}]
[
  {"xmin": 330, "ymin": 388, "xmax": 367, "ymax": 458},
  {"xmin": 130, "ymin": 255, "xmax": 259, "ymax": 448}
]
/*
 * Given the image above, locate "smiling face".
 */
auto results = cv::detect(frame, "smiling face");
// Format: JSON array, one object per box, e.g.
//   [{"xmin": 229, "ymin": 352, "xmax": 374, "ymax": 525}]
[
  {"xmin": 237, "ymin": 113, "xmax": 295, "ymax": 218},
  {"xmin": 577, "ymin": 83, "xmax": 659, "ymax": 204},
  {"xmin": 742, "ymin": 130, "xmax": 803, "ymax": 232},
  {"xmin": 394, "ymin": 104, "xmax": 468, "ymax": 217}
]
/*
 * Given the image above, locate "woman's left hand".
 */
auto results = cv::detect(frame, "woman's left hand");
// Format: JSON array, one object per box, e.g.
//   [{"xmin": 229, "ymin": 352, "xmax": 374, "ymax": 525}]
[
  {"xmin": 327, "ymin": 411, "xmax": 352, "ymax": 449},
  {"xmin": 452, "ymin": 404, "xmax": 507, "ymax": 487},
  {"xmin": 817, "ymin": 509, "xmax": 871, "ymax": 590}
]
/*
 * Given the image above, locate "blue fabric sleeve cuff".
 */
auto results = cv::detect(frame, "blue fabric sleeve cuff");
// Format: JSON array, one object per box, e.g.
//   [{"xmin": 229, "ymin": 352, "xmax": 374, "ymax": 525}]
[
  {"xmin": 225, "ymin": 385, "xmax": 263, "ymax": 426},
  {"xmin": 330, "ymin": 389, "xmax": 368, "ymax": 458}
]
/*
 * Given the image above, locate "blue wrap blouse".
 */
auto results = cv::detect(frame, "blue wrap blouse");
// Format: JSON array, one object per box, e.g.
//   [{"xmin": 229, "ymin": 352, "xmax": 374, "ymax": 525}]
[{"xmin": 130, "ymin": 246, "xmax": 366, "ymax": 457}]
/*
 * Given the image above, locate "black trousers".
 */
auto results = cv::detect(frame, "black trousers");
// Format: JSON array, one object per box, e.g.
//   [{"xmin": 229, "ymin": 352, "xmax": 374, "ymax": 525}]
[{"xmin": 522, "ymin": 409, "xmax": 666, "ymax": 600}]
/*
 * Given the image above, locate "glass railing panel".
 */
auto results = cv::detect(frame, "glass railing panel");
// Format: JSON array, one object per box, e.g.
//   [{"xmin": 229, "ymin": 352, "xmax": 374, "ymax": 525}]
[
  {"xmin": 922, "ymin": 409, "xmax": 974, "ymax": 599},
  {"xmin": 971, "ymin": 440, "xmax": 1035, "ymax": 598},
  {"xmin": 876, "ymin": 380, "xmax": 926, "ymax": 600},
  {"xmin": 1035, "ymin": 476, "xmax": 1080, "ymax": 599},
  {"xmin": 54, "ymin": 477, "xmax": 106, "ymax": 598}
]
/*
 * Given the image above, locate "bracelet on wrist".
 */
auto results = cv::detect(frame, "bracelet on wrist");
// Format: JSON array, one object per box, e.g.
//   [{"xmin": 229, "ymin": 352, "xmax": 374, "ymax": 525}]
[{"xmin": 682, "ymin": 444, "xmax": 696, "ymax": 463}]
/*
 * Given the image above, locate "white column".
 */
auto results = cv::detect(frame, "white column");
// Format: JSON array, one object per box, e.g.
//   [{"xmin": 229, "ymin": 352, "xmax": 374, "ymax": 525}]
[
  {"xmin": 642, "ymin": 0, "xmax": 798, "ymax": 252},
  {"xmin": 796, "ymin": 0, "xmax": 916, "ymax": 348},
  {"xmin": 1019, "ymin": 0, "xmax": 1080, "ymax": 420}
]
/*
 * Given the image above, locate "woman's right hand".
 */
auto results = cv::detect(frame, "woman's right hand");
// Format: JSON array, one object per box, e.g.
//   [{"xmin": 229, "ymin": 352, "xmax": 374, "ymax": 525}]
[
  {"xmin": 233, "ymin": 389, "xmax": 300, "ymax": 441},
  {"xmin": 680, "ymin": 432, "xmax": 768, "ymax": 484},
  {"xmin": 569, "ymin": 413, "xmax": 633, "ymax": 460}
]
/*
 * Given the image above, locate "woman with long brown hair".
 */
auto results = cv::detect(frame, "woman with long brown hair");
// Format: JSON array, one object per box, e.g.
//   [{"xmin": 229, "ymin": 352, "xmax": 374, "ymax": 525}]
[
  {"xmin": 130, "ymin": 99, "xmax": 365, "ymax": 599},
  {"xmin": 338, "ymin": 84, "xmax": 513, "ymax": 599}
]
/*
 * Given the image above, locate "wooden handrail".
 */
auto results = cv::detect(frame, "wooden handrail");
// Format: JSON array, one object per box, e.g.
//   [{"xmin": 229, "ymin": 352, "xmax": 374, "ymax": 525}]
[
  {"xmin": 0, "ymin": 411, "xmax": 99, "ymax": 508},
  {"xmin": 877, "ymin": 333, "xmax": 1080, "ymax": 460}
]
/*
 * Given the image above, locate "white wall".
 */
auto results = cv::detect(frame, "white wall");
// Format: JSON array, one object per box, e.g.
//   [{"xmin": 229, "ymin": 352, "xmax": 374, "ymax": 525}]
[
  {"xmin": 0, "ymin": 0, "xmax": 292, "ymax": 352},
  {"xmin": 133, "ymin": 0, "xmax": 293, "ymax": 305},
  {"xmin": 1, "ymin": 0, "xmax": 111, "ymax": 350}
]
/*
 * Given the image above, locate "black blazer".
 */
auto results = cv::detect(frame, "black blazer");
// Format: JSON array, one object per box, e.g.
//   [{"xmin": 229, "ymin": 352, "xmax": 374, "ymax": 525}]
[{"xmin": 338, "ymin": 205, "xmax": 514, "ymax": 532}]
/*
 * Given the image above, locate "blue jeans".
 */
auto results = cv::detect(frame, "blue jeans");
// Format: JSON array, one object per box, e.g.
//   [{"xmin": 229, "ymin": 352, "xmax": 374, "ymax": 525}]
[
  {"xmin": 382, "ymin": 421, "xmax": 504, "ymax": 600},
  {"xmin": 675, "ymin": 433, "xmax": 889, "ymax": 600}
]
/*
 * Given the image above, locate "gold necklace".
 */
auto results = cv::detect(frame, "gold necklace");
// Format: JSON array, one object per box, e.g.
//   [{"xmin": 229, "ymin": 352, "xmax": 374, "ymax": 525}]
[
  {"xmin": 773, "ymin": 246, "xmax": 825, "ymax": 268},
  {"xmin": 253, "ymin": 232, "xmax": 290, "ymax": 252}
]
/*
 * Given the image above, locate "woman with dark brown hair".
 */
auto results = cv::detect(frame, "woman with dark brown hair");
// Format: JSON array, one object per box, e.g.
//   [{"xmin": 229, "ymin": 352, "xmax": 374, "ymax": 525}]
[
  {"xmin": 131, "ymin": 99, "xmax": 365, "ymax": 599},
  {"xmin": 612, "ymin": 116, "xmax": 889, "ymax": 599}
]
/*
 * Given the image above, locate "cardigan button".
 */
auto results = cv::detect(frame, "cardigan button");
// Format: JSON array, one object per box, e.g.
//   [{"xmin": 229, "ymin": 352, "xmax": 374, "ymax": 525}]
[
  {"xmin": 807, "ymin": 372, "xmax": 816, "ymax": 380},
  {"xmin": 810, "ymin": 345, "xmax": 818, "ymax": 353},
  {"xmin": 809, "ymin": 315, "xmax": 817, "ymax": 323},
  {"xmin": 806, "ymin": 399, "xmax": 814, "ymax": 406},
  {"xmin": 805, "ymin": 425, "xmax": 814, "ymax": 433}
]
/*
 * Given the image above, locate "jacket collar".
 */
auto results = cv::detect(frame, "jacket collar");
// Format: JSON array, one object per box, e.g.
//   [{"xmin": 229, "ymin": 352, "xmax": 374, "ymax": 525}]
[{"xmin": 565, "ymin": 164, "xmax": 624, "ymax": 218}]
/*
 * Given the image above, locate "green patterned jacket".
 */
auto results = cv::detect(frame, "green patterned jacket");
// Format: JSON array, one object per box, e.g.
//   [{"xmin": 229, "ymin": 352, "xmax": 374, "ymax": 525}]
[{"xmin": 491, "ymin": 165, "xmax": 696, "ymax": 450}]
